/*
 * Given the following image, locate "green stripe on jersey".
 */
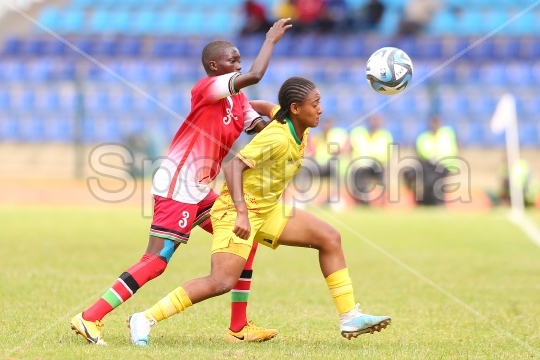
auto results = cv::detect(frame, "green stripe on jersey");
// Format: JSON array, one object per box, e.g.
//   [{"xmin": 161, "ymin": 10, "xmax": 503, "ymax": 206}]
[
  {"xmin": 103, "ymin": 290, "xmax": 122, "ymax": 308},
  {"xmin": 231, "ymin": 291, "xmax": 250, "ymax": 302}
]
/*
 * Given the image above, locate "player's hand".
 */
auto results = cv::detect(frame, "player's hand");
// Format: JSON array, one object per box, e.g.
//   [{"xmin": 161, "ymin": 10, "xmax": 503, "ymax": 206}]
[
  {"xmin": 265, "ymin": 18, "xmax": 292, "ymax": 44},
  {"xmin": 233, "ymin": 213, "xmax": 251, "ymax": 240}
]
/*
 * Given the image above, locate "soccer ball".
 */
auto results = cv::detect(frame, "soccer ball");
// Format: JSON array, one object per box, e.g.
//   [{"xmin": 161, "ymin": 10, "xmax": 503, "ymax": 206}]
[{"xmin": 366, "ymin": 47, "xmax": 413, "ymax": 95}]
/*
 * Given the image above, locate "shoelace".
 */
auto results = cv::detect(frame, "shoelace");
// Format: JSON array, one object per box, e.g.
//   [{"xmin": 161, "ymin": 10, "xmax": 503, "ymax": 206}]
[
  {"xmin": 245, "ymin": 320, "xmax": 263, "ymax": 331},
  {"xmin": 94, "ymin": 320, "xmax": 105, "ymax": 330},
  {"xmin": 355, "ymin": 304, "xmax": 363, "ymax": 314}
]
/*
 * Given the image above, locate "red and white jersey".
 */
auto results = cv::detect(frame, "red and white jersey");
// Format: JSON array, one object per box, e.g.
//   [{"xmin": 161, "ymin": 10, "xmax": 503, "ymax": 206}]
[{"xmin": 152, "ymin": 72, "xmax": 263, "ymax": 204}]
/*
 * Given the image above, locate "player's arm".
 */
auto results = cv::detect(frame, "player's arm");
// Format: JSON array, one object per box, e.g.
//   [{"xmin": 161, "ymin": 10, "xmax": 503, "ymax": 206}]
[
  {"xmin": 224, "ymin": 157, "xmax": 251, "ymax": 240},
  {"xmin": 233, "ymin": 19, "xmax": 292, "ymax": 91},
  {"xmin": 249, "ymin": 100, "xmax": 278, "ymax": 118},
  {"xmin": 244, "ymin": 100, "xmax": 279, "ymax": 135}
]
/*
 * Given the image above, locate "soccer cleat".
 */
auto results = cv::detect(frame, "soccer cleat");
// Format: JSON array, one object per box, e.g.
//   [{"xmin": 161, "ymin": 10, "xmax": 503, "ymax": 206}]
[
  {"xmin": 70, "ymin": 312, "xmax": 107, "ymax": 345},
  {"xmin": 226, "ymin": 320, "xmax": 278, "ymax": 343},
  {"xmin": 128, "ymin": 312, "xmax": 155, "ymax": 346},
  {"xmin": 340, "ymin": 306, "xmax": 391, "ymax": 340}
]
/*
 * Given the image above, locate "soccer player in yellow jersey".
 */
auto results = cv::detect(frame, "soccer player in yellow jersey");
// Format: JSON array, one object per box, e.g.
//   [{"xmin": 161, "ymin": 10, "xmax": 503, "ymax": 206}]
[{"xmin": 128, "ymin": 77, "xmax": 391, "ymax": 344}]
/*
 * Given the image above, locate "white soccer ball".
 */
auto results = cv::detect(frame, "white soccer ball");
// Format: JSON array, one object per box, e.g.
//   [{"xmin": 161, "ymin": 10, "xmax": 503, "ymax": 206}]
[{"xmin": 366, "ymin": 47, "xmax": 413, "ymax": 95}]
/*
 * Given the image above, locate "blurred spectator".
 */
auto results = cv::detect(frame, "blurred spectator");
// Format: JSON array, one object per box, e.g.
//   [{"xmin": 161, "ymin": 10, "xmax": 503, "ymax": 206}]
[
  {"xmin": 499, "ymin": 159, "xmax": 539, "ymax": 207},
  {"xmin": 349, "ymin": 115, "xmax": 393, "ymax": 204},
  {"xmin": 357, "ymin": 0, "xmax": 385, "ymax": 31},
  {"xmin": 275, "ymin": 0, "xmax": 299, "ymax": 21},
  {"xmin": 241, "ymin": 0, "xmax": 273, "ymax": 35},
  {"xmin": 398, "ymin": 0, "xmax": 439, "ymax": 36},
  {"xmin": 319, "ymin": 0, "xmax": 352, "ymax": 32},
  {"xmin": 404, "ymin": 115, "xmax": 458, "ymax": 205},
  {"xmin": 295, "ymin": 0, "xmax": 325, "ymax": 32}
]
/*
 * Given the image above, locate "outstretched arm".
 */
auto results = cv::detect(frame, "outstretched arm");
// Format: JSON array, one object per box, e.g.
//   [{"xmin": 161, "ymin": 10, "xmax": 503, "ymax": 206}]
[
  {"xmin": 249, "ymin": 100, "xmax": 278, "ymax": 119},
  {"xmin": 224, "ymin": 157, "xmax": 251, "ymax": 240},
  {"xmin": 233, "ymin": 19, "xmax": 292, "ymax": 91}
]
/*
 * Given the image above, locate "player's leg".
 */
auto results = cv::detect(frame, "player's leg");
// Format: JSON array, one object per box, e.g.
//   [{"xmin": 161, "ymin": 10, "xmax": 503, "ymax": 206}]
[
  {"xmin": 129, "ymin": 249, "xmax": 249, "ymax": 345},
  {"xmin": 128, "ymin": 213, "xmax": 265, "ymax": 346},
  {"xmin": 71, "ymin": 196, "xmax": 194, "ymax": 345},
  {"xmin": 274, "ymin": 207, "xmax": 391, "ymax": 339},
  {"xmin": 195, "ymin": 191, "xmax": 277, "ymax": 342}
]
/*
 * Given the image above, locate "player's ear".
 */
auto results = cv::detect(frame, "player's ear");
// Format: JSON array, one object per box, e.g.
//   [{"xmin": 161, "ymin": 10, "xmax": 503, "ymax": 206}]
[
  {"xmin": 290, "ymin": 102, "xmax": 299, "ymax": 115},
  {"xmin": 208, "ymin": 60, "xmax": 217, "ymax": 71}
]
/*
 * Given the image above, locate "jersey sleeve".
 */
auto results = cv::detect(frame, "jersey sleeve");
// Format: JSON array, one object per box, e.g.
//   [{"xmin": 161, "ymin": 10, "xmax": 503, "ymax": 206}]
[
  {"xmin": 199, "ymin": 72, "xmax": 241, "ymax": 103},
  {"xmin": 241, "ymin": 95, "xmax": 265, "ymax": 135},
  {"xmin": 269, "ymin": 105, "xmax": 280, "ymax": 119},
  {"xmin": 237, "ymin": 129, "xmax": 289, "ymax": 169}
]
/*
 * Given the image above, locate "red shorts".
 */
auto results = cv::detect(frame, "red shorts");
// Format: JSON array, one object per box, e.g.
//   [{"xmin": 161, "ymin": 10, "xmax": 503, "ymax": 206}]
[{"xmin": 149, "ymin": 191, "xmax": 218, "ymax": 243}]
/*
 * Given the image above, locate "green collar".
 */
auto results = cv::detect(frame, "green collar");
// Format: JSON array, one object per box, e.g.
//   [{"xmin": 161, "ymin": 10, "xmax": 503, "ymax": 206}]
[{"xmin": 285, "ymin": 118, "xmax": 302, "ymax": 145}]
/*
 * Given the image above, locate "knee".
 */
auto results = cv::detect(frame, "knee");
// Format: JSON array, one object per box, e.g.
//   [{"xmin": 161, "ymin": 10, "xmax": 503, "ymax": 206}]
[
  {"xmin": 320, "ymin": 227, "xmax": 341, "ymax": 250},
  {"xmin": 208, "ymin": 275, "xmax": 237, "ymax": 296},
  {"xmin": 140, "ymin": 254, "xmax": 168, "ymax": 280}
]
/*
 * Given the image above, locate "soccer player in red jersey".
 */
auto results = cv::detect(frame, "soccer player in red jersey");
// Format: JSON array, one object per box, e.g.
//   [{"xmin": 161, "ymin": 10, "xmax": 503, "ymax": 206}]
[{"xmin": 71, "ymin": 18, "xmax": 292, "ymax": 345}]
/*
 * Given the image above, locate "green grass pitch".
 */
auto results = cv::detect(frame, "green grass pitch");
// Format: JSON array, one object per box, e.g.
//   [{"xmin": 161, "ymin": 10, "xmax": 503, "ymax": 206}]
[{"xmin": 1, "ymin": 206, "xmax": 539, "ymax": 359}]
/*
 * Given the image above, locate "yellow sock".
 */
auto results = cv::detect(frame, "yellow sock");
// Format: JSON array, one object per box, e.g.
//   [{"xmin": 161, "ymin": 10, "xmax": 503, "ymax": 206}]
[
  {"xmin": 145, "ymin": 287, "xmax": 192, "ymax": 322},
  {"xmin": 325, "ymin": 268, "xmax": 356, "ymax": 315}
]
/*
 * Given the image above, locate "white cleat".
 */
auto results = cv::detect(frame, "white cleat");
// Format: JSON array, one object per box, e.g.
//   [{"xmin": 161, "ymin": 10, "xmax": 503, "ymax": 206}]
[{"xmin": 128, "ymin": 312, "xmax": 155, "ymax": 346}]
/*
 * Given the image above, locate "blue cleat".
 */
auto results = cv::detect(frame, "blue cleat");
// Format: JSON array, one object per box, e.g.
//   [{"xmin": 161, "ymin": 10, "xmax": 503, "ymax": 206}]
[
  {"xmin": 128, "ymin": 312, "xmax": 155, "ymax": 346},
  {"xmin": 340, "ymin": 305, "xmax": 391, "ymax": 340}
]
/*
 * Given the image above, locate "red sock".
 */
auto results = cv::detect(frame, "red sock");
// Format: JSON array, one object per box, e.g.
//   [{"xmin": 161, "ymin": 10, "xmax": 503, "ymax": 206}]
[
  {"xmin": 83, "ymin": 254, "xmax": 167, "ymax": 322},
  {"xmin": 229, "ymin": 242, "xmax": 258, "ymax": 332}
]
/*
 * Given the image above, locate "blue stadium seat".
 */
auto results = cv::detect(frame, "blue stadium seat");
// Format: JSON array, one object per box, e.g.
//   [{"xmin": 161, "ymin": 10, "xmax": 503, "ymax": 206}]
[
  {"xmin": 94, "ymin": 115, "xmax": 121, "ymax": 142},
  {"xmin": 89, "ymin": 10, "xmax": 113, "ymax": 34},
  {"xmin": 479, "ymin": 63, "xmax": 505, "ymax": 85},
  {"xmin": 61, "ymin": 10, "xmax": 84, "ymax": 33},
  {"xmin": 429, "ymin": 11, "xmax": 455, "ymax": 36},
  {"xmin": 379, "ymin": 11, "xmax": 400, "ymax": 36},
  {"xmin": 313, "ymin": 34, "xmax": 341, "ymax": 57},
  {"xmin": 0, "ymin": 114, "xmax": 19, "ymax": 140},
  {"xmin": 20, "ymin": 114, "xmax": 45, "ymax": 141},
  {"xmin": 481, "ymin": 10, "xmax": 507, "ymax": 34},
  {"xmin": 24, "ymin": 38, "xmax": 46, "ymax": 56},
  {"xmin": 178, "ymin": 11, "xmax": 204, "ymax": 35},
  {"xmin": 3, "ymin": 37, "xmax": 22, "ymax": 55},
  {"xmin": 44, "ymin": 115, "xmax": 73, "ymax": 141},
  {"xmin": 505, "ymin": 62, "xmax": 533, "ymax": 86},
  {"xmin": 338, "ymin": 35, "xmax": 365, "ymax": 58},
  {"xmin": 131, "ymin": 11, "xmax": 156, "ymax": 35},
  {"xmin": 415, "ymin": 37, "xmax": 443, "ymax": 58},
  {"xmin": 37, "ymin": 7, "xmax": 61, "ymax": 32},
  {"xmin": 507, "ymin": 11, "xmax": 533, "ymax": 36},
  {"xmin": 109, "ymin": 10, "xmax": 130, "ymax": 34},
  {"xmin": 0, "ymin": 88, "xmax": 9, "ymax": 110},
  {"xmin": 85, "ymin": 86, "xmax": 109, "ymax": 111},
  {"xmin": 467, "ymin": 37, "xmax": 494, "ymax": 59},
  {"xmin": 456, "ymin": 11, "xmax": 482, "ymax": 36},
  {"xmin": 493, "ymin": 37, "xmax": 519, "ymax": 59},
  {"xmin": 155, "ymin": 12, "xmax": 180, "ymax": 35},
  {"xmin": 392, "ymin": 37, "xmax": 416, "ymax": 59},
  {"xmin": 520, "ymin": 122, "xmax": 539, "ymax": 146}
]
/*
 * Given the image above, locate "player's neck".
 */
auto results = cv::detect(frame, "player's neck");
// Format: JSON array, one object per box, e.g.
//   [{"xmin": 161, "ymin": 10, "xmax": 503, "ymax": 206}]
[{"xmin": 289, "ymin": 119, "xmax": 307, "ymax": 141}]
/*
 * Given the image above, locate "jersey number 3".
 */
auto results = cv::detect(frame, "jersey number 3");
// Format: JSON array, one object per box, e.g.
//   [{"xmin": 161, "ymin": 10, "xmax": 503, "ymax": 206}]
[{"xmin": 178, "ymin": 211, "xmax": 190, "ymax": 228}]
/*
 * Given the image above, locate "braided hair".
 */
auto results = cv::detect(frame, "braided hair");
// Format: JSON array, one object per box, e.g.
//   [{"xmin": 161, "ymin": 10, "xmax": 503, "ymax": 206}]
[{"xmin": 273, "ymin": 77, "xmax": 317, "ymax": 124}]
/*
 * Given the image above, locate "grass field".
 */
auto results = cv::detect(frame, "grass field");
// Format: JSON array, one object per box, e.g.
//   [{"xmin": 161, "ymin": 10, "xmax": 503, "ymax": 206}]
[{"xmin": 2, "ymin": 205, "xmax": 540, "ymax": 359}]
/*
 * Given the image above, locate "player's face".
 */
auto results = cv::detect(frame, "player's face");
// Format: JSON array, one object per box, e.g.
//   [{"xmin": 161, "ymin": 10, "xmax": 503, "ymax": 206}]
[
  {"xmin": 215, "ymin": 47, "xmax": 242, "ymax": 75},
  {"xmin": 297, "ymin": 88, "xmax": 322, "ymax": 128}
]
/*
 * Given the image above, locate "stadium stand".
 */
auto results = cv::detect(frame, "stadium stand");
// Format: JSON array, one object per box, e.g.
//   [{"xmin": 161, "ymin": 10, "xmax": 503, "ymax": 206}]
[{"xmin": 0, "ymin": 0, "xmax": 538, "ymax": 146}]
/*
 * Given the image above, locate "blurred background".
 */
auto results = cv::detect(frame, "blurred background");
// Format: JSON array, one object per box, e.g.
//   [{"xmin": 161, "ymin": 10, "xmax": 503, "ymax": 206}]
[{"xmin": 0, "ymin": 0, "xmax": 538, "ymax": 209}]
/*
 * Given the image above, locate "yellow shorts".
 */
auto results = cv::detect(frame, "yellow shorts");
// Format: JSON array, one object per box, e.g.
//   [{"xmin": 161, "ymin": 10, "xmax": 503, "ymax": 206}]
[{"xmin": 210, "ymin": 203, "xmax": 293, "ymax": 260}]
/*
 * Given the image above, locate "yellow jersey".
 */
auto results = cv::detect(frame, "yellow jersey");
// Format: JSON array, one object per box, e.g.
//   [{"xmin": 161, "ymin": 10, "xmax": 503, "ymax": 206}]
[{"xmin": 211, "ymin": 117, "xmax": 308, "ymax": 217}]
